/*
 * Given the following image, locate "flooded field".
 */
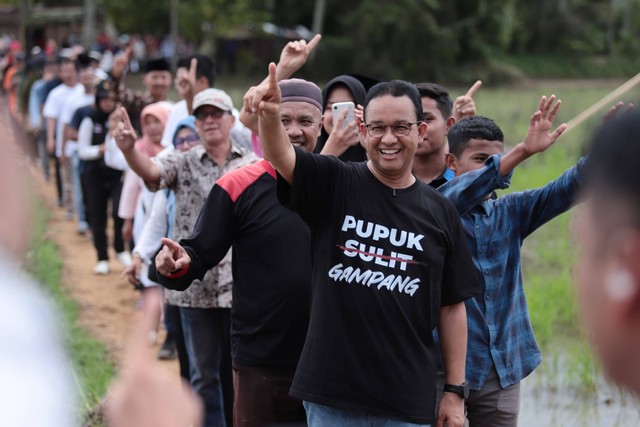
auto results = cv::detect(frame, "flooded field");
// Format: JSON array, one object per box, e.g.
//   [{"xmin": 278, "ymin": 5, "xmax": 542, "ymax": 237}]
[{"xmin": 520, "ymin": 367, "xmax": 640, "ymax": 426}]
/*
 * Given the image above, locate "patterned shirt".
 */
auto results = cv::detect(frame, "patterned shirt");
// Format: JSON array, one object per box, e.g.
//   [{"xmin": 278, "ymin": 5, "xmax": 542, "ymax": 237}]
[
  {"xmin": 438, "ymin": 155, "xmax": 586, "ymax": 390},
  {"xmin": 149, "ymin": 141, "xmax": 259, "ymax": 308}
]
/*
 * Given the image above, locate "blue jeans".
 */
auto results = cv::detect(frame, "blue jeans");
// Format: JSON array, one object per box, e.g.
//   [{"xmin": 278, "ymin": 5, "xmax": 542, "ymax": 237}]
[
  {"xmin": 180, "ymin": 307, "xmax": 232, "ymax": 427},
  {"xmin": 303, "ymin": 401, "xmax": 432, "ymax": 427}
]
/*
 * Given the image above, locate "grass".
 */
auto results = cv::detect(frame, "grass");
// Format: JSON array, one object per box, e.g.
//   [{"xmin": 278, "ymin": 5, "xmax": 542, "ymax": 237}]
[
  {"xmin": 25, "ymin": 198, "xmax": 115, "ymax": 422},
  {"xmin": 493, "ymin": 53, "xmax": 640, "ymax": 80}
]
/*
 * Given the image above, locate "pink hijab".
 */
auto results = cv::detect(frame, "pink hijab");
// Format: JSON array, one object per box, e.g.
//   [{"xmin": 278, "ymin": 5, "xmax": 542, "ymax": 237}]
[{"xmin": 134, "ymin": 101, "xmax": 171, "ymax": 158}]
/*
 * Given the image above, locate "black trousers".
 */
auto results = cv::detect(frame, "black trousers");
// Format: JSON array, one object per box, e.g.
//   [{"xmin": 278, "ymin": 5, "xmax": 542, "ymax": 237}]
[
  {"xmin": 54, "ymin": 155, "xmax": 63, "ymax": 205},
  {"xmin": 83, "ymin": 164, "xmax": 125, "ymax": 261}
]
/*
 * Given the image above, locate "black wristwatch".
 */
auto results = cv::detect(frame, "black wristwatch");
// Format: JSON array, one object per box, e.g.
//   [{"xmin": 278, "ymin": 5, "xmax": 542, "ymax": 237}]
[{"xmin": 443, "ymin": 382, "xmax": 470, "ymax": 400}]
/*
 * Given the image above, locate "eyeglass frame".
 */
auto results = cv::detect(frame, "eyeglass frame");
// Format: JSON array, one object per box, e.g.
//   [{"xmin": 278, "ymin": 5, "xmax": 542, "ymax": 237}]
[
  {"xmin": 174, "ymin": 133, "xmax": 200, "ymax": 147},
  {"xmin": 363, "ymin": 121, "xmax": 421, "ymax": 138}
]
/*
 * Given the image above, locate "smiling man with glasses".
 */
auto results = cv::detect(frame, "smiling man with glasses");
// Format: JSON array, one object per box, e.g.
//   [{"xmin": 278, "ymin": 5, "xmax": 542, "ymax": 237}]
[{"xmin": 246, "ymin": 65, "xmax": 480, "ymax": 427}]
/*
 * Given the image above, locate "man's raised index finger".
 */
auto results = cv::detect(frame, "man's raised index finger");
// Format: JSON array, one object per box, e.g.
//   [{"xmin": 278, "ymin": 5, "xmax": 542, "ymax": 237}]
[
  {"xmin": 306, "ymin": 34, "xmax": 322, "ymax": 52},
  {"xmin": 268, "ymin": 62, "xmax": 278, "ymax": 88},
  {"xmin": 465, "ymin": 80, "xmax": 482, "ymax": 97}
]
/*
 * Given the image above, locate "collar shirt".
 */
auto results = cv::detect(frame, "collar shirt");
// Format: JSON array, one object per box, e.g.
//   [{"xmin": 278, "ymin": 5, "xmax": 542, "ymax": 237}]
[
  {"xmin": 438, "ymin": 155, "xmax": 586, "ymax": 390},
  {"xmin": 149, "ymin": 140, "xmax": 259, "ymax": 308}
]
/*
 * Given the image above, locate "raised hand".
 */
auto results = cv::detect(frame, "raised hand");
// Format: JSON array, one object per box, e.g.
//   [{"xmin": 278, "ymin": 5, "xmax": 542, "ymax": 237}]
[
  {"xmin": 111, "ymin": 47, "xmax": 133, "ymax": 80},
  {"xmin": 522, "ymin": 95, "xmax": 568, "ymax": 155},
  {"xmin": 452, "ymin": 80, "xmax": 481, "ymax": 122},
  {"xmin": 113, "ymin": 106, "xmax": 138, "ymax": 153},
  {"xmin": 244, "ymin": 62, "xmax": 281, "ymax": 118},
  {"xmin": 277, "ymin": 34, "xmax": 322, "ymax": 80},
  {"xmin": 322, "ymin": 108, "xmax": 361, "ymax": 156},
  {"xmin": 603, "ymin": 101, "xmax": 634, "ymax": 123},
  {"xmin": 155, "ymin": 238, "xmax": 192, "ymax": 277},
  {"xmin": 175, "ymin": 58, "xmax": 197, "ymax": 102}
]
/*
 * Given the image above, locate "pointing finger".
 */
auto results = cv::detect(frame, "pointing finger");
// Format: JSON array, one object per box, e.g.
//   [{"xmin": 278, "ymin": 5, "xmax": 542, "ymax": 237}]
[
  {"xmin": 465, "ymin": 80, "xmax": 482, "ymax": 97},
  {"xmin": 306, "ymin": 34, "xmax": 322, "ymax": 52}
]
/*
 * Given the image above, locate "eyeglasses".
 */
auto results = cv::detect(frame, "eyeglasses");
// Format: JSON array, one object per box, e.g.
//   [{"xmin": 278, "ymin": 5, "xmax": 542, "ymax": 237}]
[
  {"xmin": 364, "ymin": 122, "xmax": 419, "ymax": 137},
  {"xmin": 195, "ymin": 109, "xmax": 229, "ymax": 120},
  {"xmin": 174, "ymin": 134, "xmax": 199, "ymax": 147}
]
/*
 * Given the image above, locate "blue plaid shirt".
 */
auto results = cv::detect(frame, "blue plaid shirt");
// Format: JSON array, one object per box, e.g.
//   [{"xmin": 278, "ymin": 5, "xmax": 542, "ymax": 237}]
[{"xmin": 438, "ymin": 155, "xmax": 586, "ymax": 390}]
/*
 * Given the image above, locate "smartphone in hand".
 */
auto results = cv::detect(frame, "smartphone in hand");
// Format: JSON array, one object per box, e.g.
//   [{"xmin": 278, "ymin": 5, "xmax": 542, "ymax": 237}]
[{"xmin": 332, "ymin": 101, "xmax": 355, "ymax": 129}]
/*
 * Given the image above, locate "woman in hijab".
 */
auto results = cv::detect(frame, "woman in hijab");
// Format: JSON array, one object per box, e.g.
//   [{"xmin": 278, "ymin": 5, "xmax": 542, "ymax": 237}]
[
  {"xmin": 78, "ymin": 79, "xmax": 130, "ymax": 275},
  {"xmin": 314, "ymin": 75, "xmax": 367, "ymax": 162}
]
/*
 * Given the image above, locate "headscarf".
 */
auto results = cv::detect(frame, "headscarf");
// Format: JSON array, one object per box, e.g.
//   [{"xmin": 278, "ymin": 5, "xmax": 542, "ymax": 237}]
[
  {"xmin": 315, "ymin": 75, "xmax": 367, "ymax": 162},
  {"xmin": 92, "ymin": 79, "xmax": 116, "ymax": 127},
  {"xmin": 171, "ymin": 116, "xmax": 197, "ymax": 148},
  {"xmin": 135, "ymin": 101, "xmax": 172, "ymax": 158}
]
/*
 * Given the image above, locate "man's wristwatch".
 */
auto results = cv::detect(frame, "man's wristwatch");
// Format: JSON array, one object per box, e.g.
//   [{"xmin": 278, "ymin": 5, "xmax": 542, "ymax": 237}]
[{"xmin": 443, "ymin": 382, "xmax": 470, "ymax": 400}]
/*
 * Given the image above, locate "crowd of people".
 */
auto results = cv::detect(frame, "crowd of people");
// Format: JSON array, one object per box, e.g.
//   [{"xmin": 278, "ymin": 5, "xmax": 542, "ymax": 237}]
[{"xmin": 2, "ymin": 30, "xmax": 639, "ymax": 427}]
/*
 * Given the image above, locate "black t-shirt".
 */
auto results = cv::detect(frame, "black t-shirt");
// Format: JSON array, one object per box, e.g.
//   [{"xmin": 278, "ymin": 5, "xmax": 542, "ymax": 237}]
[
  {"xmin": 159, "ymin": 160, "xmax": 311, "ymax": 368},
  {"xmin": 277, "ymin": 148, "xmax": 481, "ymax": 424}
]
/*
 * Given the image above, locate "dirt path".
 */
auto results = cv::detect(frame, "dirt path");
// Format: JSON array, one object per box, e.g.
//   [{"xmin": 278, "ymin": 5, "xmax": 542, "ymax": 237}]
[
  {"xmin": 1, "ymin": 102, "xmax": 179, "ymax": 374},
  {"xmin": 33, "ymin": 166, "xmax": 140, "ymax": 364},
  {"xmin": 32, "ymin": 162, "xmax": 181, "ymax": 372}
]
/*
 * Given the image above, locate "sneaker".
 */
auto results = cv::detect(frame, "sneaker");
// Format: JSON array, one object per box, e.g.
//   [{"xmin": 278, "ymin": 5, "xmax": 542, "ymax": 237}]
[
  {"xmin": 77, "ymin": 221, "xmax": 89, "ymax": 235},
  {"xmin": 116, "ymin": 251, "xmax": 132, "ymax": 267},
  {"xmin": 93, "ymin": 260, "xmax": 110, "ymax": 275},
  {"xmin": 157, "ymin": 337, "xmax": 178, "ymax": 360}
]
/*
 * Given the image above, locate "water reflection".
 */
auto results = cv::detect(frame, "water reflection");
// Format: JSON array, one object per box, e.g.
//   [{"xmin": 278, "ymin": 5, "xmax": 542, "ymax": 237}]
[{"xmin": 520, "ymin": 368, "xmax": 640, "ymax": 426}]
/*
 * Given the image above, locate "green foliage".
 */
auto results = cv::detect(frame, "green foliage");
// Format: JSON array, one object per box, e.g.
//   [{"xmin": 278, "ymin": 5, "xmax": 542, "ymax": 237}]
[
  {"xmin": 276, "ymin": 0, "xmax": 640, "ymax": 83},
  {"xmin": 26, "ymin": 201, "xmax": 115, "ymax": 417},
  {"xmin": 9, "ymin": 0, "xmax": 640, "ymax": 82},
  {"xmin": 104, "ymin": 0, "xmax": 268, "ymax": 44},
  {"xmin": 103, "ymin": 0, "xmax": 170, "ymax": 38}
]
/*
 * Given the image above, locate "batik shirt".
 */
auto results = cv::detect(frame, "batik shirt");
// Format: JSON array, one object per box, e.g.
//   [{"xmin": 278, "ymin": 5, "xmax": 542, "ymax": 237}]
[{"xmin": 148, "ymin": 141, "xmax": 258, "ymax": 308}]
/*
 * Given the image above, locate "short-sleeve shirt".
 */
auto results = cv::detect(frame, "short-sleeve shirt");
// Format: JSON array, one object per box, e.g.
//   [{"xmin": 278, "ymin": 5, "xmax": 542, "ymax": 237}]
[
  {"xmin": 277, "ymin": 148, "xmax": 481, "ymax": 424},
  {"xmin": 42, "ymin": 83, "xmax": 83, "ymax": 157},
  {"xmin": 149, "ymin": 141, "xmax": 259, "ymax": 308}
]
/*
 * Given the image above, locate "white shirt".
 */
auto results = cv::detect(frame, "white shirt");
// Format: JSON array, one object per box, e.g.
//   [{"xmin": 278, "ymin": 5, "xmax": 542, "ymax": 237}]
[
  {"xmin": 59, "ymin": 91, "xmax": 94, "ymax": 157},
  {"xmin": 133, "ymin": 189, "xmax": 171, "ymax": 287},
  {"xmin": 0, "ymin": 250, "xmax": 76, "ymax": 426},
  {"xmin": 43, "ymin": 83, "xmax": 83, "ymax": 158}
]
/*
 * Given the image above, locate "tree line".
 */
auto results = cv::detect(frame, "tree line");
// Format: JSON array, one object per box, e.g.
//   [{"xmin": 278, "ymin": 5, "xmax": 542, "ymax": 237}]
[{"xmin": 8, "ymin": 0, "xmax": 640, "ymax": 82}]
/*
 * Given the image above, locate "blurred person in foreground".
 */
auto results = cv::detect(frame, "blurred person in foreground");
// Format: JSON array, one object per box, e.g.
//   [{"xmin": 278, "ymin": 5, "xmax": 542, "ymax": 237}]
[
  {"xmin": 0, "ymin": 90, "xmax": 201, "ymax": 427},
  {"xmin": 573, "ymin": 106, "xmax": 640, "ymax": 396},
  {"xmin": 0, "ymin": 109, "xmax": 75, "ymax": 427}
]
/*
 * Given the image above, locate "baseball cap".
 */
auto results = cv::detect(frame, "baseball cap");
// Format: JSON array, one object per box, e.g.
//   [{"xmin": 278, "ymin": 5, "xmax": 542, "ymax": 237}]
[{"xmin": 193, "ymin": 88, "xmax": 233, "ymax": 114}]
